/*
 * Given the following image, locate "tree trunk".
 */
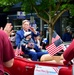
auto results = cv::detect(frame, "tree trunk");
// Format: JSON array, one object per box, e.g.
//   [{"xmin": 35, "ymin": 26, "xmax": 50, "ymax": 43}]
[
  {"xmin": 48, "ymin": 23, "xmax": 53, "ymax": 44},
  {"xmin": 48, "ymin": 15, "xmax": 53, "ymax": 44}
]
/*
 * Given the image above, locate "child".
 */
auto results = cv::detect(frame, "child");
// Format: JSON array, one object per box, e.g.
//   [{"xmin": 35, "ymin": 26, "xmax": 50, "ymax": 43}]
[
  {"xmin": 20, "ymin": 32, "xmax": 48, "ymax": 61},
  {"xmin": 21, "ymin": 32, "xmax": 35, "ymax": 52}
]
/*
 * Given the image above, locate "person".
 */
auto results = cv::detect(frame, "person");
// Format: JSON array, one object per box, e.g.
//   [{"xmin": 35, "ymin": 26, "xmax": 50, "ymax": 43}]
[
  {"xmin": 46, "ymin": 28, "xmax": 49, "ymax": 44},
  {"xmin": 10, "ymin": 32, "xmax": 16, "ymax": 49},
  {"xmin": 39, "ymin": 31, "xmax": 44, "ymax": 44},
  {"xmin": 33, "ymin": 33, "xmax": 42, "ymax": 49},
  {"xmin": 62, "ymin": 27, "xmax": 72, "ymax": 42},
  {"xmin": 34, "ymin": 35, "xmax": 48, "ymax": 52},
  {"xmin": 0, "ymin": 23, "xmax": 15, "ymax": 75},
  {"xmin": 63, "ymin": 39, "xmax": 74, "ymax": 64},
  {"xmin": 20, "ymin": 32, "xmax": 48, "ymax": 61},
  {"xmin": 15, "ymin": 20, "xmax": 40, "ymax": 48},
  {"xmin": 41, "ymin": 38, "xmax": 48, "ymax": 49}
]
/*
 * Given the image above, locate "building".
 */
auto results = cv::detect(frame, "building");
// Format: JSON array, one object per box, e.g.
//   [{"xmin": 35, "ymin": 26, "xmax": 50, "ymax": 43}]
[{"xmin": 0, "ymin": 2, "xmax": 74, "ymax": 38}]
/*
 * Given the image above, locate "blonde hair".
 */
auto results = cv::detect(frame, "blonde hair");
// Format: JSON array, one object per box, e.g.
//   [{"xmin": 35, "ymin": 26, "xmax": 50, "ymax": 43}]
[{"xmin": 22, "ymin": 20, "xmax": 30, "ymax": 24}]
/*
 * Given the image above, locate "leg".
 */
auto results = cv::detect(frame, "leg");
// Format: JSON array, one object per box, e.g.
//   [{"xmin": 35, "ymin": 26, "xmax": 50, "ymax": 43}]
[
  {"xmin": 37, "ymin": 51, "xmax": 48, "ymax": 60},
  {"xmin": 40, "ymin": 54, "xmax": 53, "ymax": 61},
  {"xmin": 26, "ymin": 51, "xmax": 38, "ymax": 61},
  {"xmin": 40, "ymin": 54, "xmax": 64, "ymax": 64}
]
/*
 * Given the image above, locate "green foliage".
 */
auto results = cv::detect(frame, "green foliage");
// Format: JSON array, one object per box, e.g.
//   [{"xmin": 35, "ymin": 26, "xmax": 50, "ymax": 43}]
[
  {"xmin": 0, "ymin": 0, "xmax": 20, "ymax": 7},
  {"xmin": 0, "ymin": 0, "xmax": 74, "ymax": 43},
  {"xmin": 21, "ymin": 0, "xmax": 56, "ymax": 14},
  {"xmin": 68, "ymin": 4, "xmax": 74, "ymax": 16},
  {"xmin": 60, "ymin": 4, "xmax": 68, "ymax": 10},
  {"xmin": 3, "ymin": 7, "xmax": 10, "ymax": 12},
  {"xmin": 0, "ymin": 0, "xmax": 74, "ymax": 19},
  {"xmin": 50, "ymin": 11, "xmax": 55, "ymax": 18}
]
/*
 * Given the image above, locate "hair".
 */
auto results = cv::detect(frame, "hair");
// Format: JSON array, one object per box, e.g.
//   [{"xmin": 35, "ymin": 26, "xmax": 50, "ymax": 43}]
[
  {"xmin": 64, "ymin": 28, "xmax": 68, "ymax": 33},
  {"xmin": 22, "ymin": 20, "xmax": 30, "ymax": 25}
]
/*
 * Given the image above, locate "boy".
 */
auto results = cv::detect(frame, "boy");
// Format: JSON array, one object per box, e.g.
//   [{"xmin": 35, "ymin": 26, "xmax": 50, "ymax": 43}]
[{"xmin": 20, "ymin": 32, "xmax": 48, "ymax": 61}]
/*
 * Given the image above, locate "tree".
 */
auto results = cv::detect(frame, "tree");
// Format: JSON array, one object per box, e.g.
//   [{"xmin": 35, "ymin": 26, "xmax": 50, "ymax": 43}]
[{"xmin": 0, "ymin": 0, "xmax": 74, "ymax": 43}]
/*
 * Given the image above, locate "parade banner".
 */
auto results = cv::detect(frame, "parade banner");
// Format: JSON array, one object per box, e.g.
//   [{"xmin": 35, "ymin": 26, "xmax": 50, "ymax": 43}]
[{"xmin": 34, "ymin": 65, "xmax": 61, "ymax": 75}]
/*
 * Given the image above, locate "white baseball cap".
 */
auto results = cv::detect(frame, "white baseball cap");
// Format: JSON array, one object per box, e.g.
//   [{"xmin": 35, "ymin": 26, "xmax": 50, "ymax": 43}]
[{"xmin": 24, "ymin": 32, "xmax": 31, "ymax": 37}]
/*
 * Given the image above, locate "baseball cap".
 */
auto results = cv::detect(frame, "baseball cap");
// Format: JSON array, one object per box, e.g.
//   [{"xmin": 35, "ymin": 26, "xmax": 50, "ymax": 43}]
[{"xmin": 24, "ymin": 32, "xmax": 31, "ymax": 37}]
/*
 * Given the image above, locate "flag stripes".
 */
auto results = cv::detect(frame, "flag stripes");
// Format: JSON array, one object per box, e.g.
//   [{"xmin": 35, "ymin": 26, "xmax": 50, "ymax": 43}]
[
  {"xmin": 46, "ymin": 31, "xmax": 64, "ymax": 55},
  {"xmin": 46, "ymin": 43, "xmax": 64, "ymax": 56}
]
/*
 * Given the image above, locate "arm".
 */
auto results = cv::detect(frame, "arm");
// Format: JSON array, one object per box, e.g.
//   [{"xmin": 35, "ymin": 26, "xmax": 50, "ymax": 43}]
[
  {"xmin": 63, "ymin": 39, "xmax": 74, "ymax": 62},
  {"xmin": 0, "ymin": 31, "xmax": 15, "ymax": 67},
  {"xmin": 20, "ymin": 39, "xmax": 26, "ymax": 46},
  {"xmin": 0, "ymin": 23, "xmax": 13, "ymax": 37},
  {"xmin": 29, "ymin": 26, "xmax": 40, "ymax": 36},
  {"xmin": 4, "ymin": 23, "xmax": 13, "ymax": 36},
  {"xmin": 0, "ymin": 24, "xmax": 15, "ymax": 68},
  {"xmin": 15, "ymin": 32, "xmax": 22, "ymax": 48},
  {"xmin": 4, "ymin": 59, "xmax": 14, "ymax": 67}
]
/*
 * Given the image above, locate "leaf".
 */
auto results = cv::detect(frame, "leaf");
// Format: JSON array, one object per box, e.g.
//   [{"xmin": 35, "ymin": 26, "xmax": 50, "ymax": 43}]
[
  {"xmin": 3, "ymin": 7, "xmax": 10, "ymax": 12},
  {"xmin": 60, "ymin": 4, "xmax": 68, "ymax": 10}
]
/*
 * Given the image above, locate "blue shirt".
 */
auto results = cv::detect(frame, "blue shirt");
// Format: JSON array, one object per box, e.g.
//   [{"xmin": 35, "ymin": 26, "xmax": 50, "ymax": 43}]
[{"xmin": 62, "ymin": 32, "xmax": 72, "ymax": 42}]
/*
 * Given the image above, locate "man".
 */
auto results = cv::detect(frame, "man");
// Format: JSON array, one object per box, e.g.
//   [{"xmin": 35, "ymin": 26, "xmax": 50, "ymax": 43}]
[
  {"xmin": 62, "ymin": 28, "xmax": 72, "ymax": 42},
  {"xmin": 0, "ymin": 23, "xmax": 15, "ymax": 75},
  {"xmin": 15, "ymin": 20, "xmax": 40, "ymax": 48}
]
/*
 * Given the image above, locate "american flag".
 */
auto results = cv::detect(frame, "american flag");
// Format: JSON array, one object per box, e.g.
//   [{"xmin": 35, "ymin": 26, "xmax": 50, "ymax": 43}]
[
  {"xmin": 52, "ymin": 31, "xmax": 60, "ymax": 43},
  {"xmin": 53, "ymin": 67, "xmax": 59, "ymax": 73},
  {"xmin": 46, "ymin": 31, "xmax": 64, "ymax": 56},
  {"xmin": 15, "ymin": 47, "xmax": 22, "ymax": 56}
]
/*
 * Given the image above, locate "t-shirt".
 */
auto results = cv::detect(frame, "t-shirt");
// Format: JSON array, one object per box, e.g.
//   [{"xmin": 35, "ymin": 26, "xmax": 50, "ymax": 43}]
[{"xmin": 0, "ymin": 30, "xmax": 15, "ymax": 75}]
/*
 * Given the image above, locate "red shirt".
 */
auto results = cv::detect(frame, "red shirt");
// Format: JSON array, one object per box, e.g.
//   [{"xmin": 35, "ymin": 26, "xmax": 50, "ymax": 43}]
[{"xmin": 0, "ymin": 30, "xmax": 15, "ymax": 75}]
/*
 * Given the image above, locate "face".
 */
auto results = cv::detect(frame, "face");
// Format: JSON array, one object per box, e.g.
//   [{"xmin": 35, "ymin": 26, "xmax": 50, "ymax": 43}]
[
  {"xmin": 22, "ymin": 20, "xmax": 30, "ymax": 31},
  {"xmin": 26, "ymin": 35, "xmax": 31, "ymax": 40}
]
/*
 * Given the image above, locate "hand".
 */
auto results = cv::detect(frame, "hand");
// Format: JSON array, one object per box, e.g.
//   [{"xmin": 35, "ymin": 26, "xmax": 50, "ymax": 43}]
[
  {"xmin": 27, "ymin": 43, "xmax": 34, "ymax": 48},
  {"xmin": 29, "ymin": 26, "xmax": 36, "ymax": 34},
  {"xmin": 4, "ymin": 23, "xmax": 14, "ymax": 36},
  {"xmin": 39, "ymin": 46, "xmax": 42, "ymax": 49}
]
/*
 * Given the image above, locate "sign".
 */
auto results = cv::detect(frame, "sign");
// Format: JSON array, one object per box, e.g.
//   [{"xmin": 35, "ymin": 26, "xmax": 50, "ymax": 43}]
[
  {"xmin": 30, "ymin": 16, "xmax": 34, "ymax": 23},
  {"xmin": 44, "ymin": 24, "xmax": 48, "ymax": 29},
  {"xmin": 17, "ymin": 11, "xmax": 26, "ymax": 19},
  {"xmin": 34, "ymin": 65, "xmax": 61, "ymax": 75}
]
